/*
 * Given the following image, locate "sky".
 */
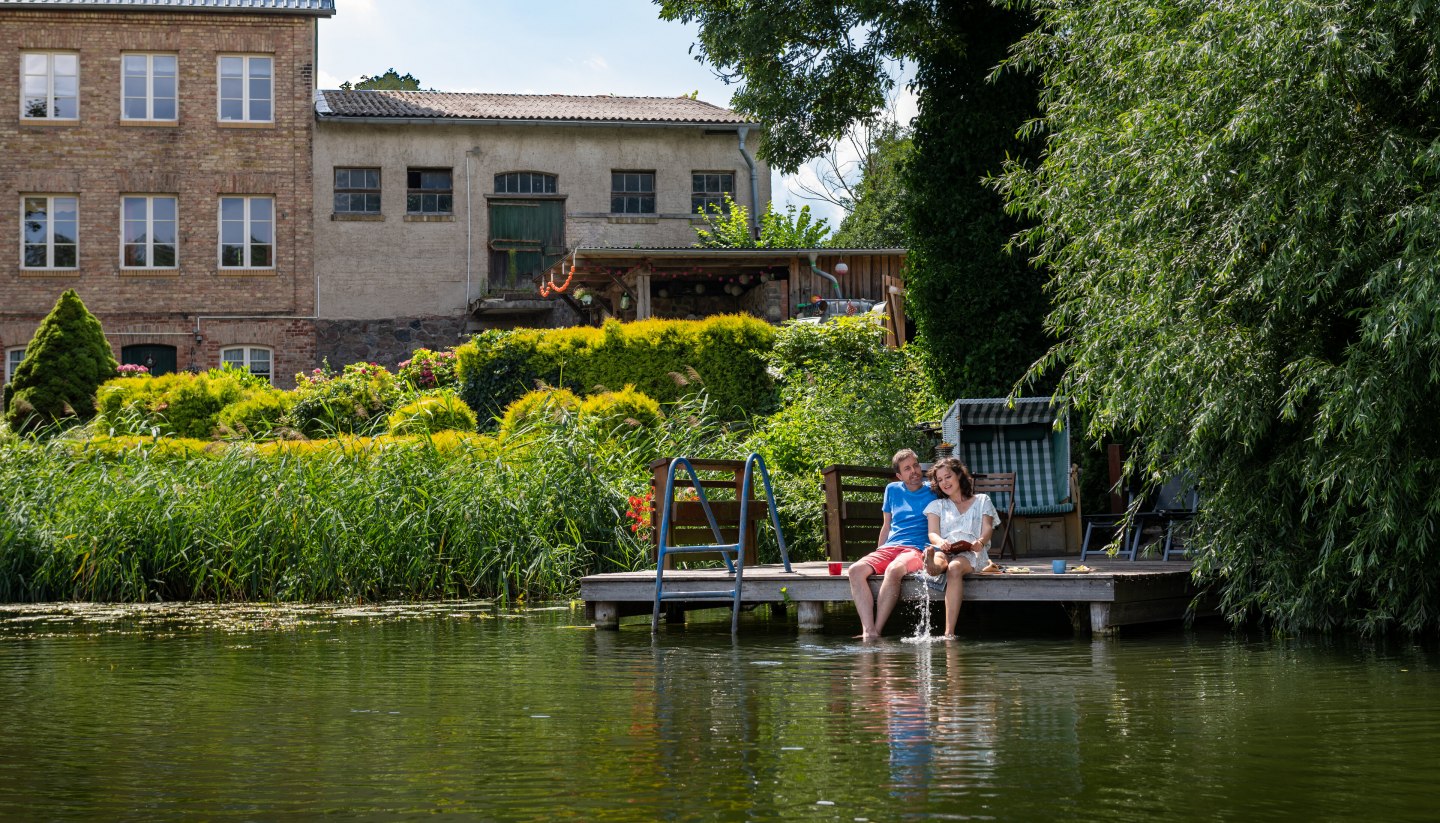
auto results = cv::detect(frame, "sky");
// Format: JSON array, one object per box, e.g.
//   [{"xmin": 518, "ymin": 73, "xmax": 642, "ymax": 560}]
[{"xmin": 317, "ymin": 0, "xmax": 917, "ymax": 228}]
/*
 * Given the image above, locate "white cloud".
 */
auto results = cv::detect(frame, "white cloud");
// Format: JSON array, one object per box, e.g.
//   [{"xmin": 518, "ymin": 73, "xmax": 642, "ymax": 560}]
[
  {"xmin": 581, "ymin": 56, "xmax": 610, "ymax": 73},
  {"xmin": 317, "ymin": 69, "xmax": 345, "ymax": 90}
]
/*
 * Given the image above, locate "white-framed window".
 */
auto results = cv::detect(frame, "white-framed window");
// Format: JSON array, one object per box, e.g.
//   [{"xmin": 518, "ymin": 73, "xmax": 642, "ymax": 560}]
[
  {"xmin": 611, "ymin": 171, "xmax": 656, "ymax": 214},
  {"xmin": 122, "ymin": 53, "xmax": 178, "ymax": 121},
  {"xmin": 217, "ymin": 55, "xmax": 272, "ymax": 123},
  {"xmin": 21, "ymin": 52, "xmax": 78, "ymax": 120},
  {"xmin": 692, "ymin": 172, "xmax": 735, "ymax": 214},
  {"xmin": 218, "ymin": 196, "xmax": 274, "ymax": 269},
  {"xmin": 5, "ymin": 347, "xmax": 25, "ymax": 385},
  {"xmin": 22, "ymin": 195, "xmax": 78, "ymax": 269},
  {"xmin": 121, "ymin": 195, "xmax": 178, "ymax": 268},
  {"xmin": 334, "ymin": 167, "xmax": 380, "ymax": 214},
  {"xmin": 221, "ymin": 346, "xmax": 272, "ymax": 384}
]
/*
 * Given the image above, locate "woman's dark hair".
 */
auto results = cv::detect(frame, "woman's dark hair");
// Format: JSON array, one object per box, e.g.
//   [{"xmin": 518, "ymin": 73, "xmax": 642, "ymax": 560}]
[{"xmin": 928, "ymin": 456, "xmax": 974, "ymax": 499}]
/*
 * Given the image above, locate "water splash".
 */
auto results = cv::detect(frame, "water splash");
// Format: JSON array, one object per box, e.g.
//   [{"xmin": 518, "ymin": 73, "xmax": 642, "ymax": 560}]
[{"xmin": 902, "ymin": 572, "xmax": 944, "ymax": 644}]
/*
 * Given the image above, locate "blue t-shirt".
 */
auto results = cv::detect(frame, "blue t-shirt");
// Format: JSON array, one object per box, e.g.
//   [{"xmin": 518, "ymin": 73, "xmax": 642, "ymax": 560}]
[{"xmin": 882, "ymin": 481, "xmax": 932, "ymax": 549}]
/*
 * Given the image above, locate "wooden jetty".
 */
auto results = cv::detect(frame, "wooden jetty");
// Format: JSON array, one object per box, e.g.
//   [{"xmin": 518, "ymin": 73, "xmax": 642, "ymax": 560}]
[{"xmin": 581, "ymin": 558, "xmax": 1200, "ymax": 637}]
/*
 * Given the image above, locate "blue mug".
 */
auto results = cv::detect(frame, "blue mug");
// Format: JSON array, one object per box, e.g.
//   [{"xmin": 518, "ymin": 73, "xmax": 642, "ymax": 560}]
[{"xmin": 1052, "ymin": 559, "xmax": 1067, "ymax": 574}]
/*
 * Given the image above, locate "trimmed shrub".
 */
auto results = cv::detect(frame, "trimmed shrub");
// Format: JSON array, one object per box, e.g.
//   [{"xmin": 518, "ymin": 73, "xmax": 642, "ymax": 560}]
[
  {"xmin": 96, "ymin": 366, "xmax": 268, "ymax": 439},
  {"xmin": 497, "ymin": 387, "xmax": 580, "ymax": 440},
  {"xmin": 387, "ymin": 390, "xmax": 479, "ymax": 435},
  {"xmin": 217, "ymin": 389, "xmax": 295, "ymax": 438},
  {"xmin": 456, "ymin": 315, "xmax": 776, "ymax": 425},
  {"xmin": 6, "ymin": 289, "xmax": 118, "ymax": 433},
  {"xmin": 286, "ymin": 361, "xmax": 401, "ymax": 437},
  {"xmin": 578, "ymin": 385, "xmax": 663, "ymax": 435}
]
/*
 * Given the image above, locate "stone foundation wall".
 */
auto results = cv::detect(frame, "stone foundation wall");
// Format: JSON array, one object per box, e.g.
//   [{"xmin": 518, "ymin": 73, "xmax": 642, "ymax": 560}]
[{"xmin": 316, "ymin": 316, "xmax": 469, "ymax": 371}]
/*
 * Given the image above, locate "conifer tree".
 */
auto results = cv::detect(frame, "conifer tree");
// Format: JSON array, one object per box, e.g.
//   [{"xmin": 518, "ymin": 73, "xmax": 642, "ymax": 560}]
[{"xmin": 5, "ymin": 289, "xmax": 117, "ymax": 433}]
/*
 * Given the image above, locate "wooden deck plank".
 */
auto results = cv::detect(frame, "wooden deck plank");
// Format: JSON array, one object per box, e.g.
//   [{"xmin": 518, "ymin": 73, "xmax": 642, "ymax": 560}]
[{"xmin": 580, "ymin": 559, "xmax": 1194, "ymax": 608}]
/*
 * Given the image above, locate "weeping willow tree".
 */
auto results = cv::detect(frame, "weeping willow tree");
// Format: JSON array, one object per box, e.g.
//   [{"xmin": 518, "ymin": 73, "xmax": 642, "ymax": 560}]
[{"xmin": 1000, "ymin": 1, "xmax": 1440, "ymax": 632}]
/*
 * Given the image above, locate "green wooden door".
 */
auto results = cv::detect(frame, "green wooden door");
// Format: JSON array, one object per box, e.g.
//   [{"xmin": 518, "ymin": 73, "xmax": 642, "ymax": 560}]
[
  {"xmin": 488, "ymin": 200, "xmax": 565, "ymax": 292},
  {"xmin": 121, "ymin": 344, "xmax": 177, "ymax": 376}
]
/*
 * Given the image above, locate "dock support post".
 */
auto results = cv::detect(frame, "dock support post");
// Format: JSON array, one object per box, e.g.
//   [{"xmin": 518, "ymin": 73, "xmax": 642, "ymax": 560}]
[
  {"xmin": 1089, "ymin": 602, "xmax": 1118, "ymax": 637},
  {"xmin": 594, "ymin": 601, "xmax": 619, "ymax": 630},
  {"xmin": 797, "ymin": 601, "xmax": 825, "ymax": 631}
]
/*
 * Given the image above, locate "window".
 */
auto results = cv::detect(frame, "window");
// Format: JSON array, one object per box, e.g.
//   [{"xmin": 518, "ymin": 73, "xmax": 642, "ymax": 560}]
[
  {"xmin": 122, "ymin": 53, "xmax": 177, "ymax": 121},
  {"xmin": 218, "ymin": 196, "xmax": 273, "ymax": 268},
  {"xmin": 495, "ymin": 172, "xmax": 556, "ymax": 194},
  {"xmin": 5, "ymin": 348, "xmax": 24, "ymax": 385},
  {"xmin": 221, "ymin": 346, "xmax": 272, "ymax": 384},
  {"xmin": 217, "ymin": 55, "xmax": 272, "ymax": 122},
  {"xmin": 21, "ymin": 52, "xmax": 78, "ymax": 120},
  {"xmin": 121, "ymin": 196, "xmax": 177, "ymax": 268},
  {"xmin": 406, "ymin": 169, "xmax": 452, "ymax": 214},
  {"xmin": 611, "ymin": 171, "xmax": 655, "ymax": 214},
  {"xmin": 334, "ymin": 168, "xmax": 380, "ymax": 214},
  {"xmin": 692, "ymin": 172, "xmax": 735, "ymax": 214},
  {"xmin": 22, "ymin": 196, "xmax": 78, "ymax": 269}
]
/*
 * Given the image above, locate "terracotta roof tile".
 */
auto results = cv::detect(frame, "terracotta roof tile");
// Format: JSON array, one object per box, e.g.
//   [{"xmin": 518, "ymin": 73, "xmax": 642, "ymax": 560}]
[{"xmin": 317, "ymin": 90, "xmax": 752, "ymax": 125}]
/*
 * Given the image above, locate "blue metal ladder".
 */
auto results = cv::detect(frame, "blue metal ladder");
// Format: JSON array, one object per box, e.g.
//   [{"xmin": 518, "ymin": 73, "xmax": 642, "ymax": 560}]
[{"xmin": 651, "ymin": 454, "xmax": 791, "ymax": 633}]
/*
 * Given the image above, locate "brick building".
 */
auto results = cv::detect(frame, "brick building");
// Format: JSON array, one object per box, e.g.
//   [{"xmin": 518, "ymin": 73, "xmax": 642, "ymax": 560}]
[
  {"xmin": 312, "ymin": 90, "xmax": 773, "ymax": 366},
  {"xmin": 0, "ymin": 0, "xmax": 334, "ymax": 388}
]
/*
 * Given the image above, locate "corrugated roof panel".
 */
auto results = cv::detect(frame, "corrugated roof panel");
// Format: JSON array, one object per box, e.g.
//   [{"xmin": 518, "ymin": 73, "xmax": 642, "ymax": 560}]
[
  {"xmin": 317, "ymin": 90, "xmax": 752, "ymax": 125},
  {"xmin": 0, "ymin": 0, "xmax": 335, "ymax": 15}
]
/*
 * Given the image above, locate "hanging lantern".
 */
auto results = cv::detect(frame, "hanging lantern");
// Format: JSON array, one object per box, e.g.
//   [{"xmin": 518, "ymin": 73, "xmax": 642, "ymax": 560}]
[{"xmin": 694, "ymin": 283, "xmax": 706, "ymax": 295}]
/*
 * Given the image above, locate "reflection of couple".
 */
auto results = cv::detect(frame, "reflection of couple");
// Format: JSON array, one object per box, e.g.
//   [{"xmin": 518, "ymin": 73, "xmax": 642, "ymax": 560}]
[
  {"xmin": 847, "ymin": 449, "xmax": 1000, "ymax": 639},
  {"xmin": 853, "ymin": 645, "xmax": 998, "ymax": 799}
]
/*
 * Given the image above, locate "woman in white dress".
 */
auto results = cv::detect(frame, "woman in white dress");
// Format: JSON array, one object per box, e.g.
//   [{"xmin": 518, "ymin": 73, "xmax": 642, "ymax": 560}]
[{"xmin": 923, "ymin": 457, "xmax": 1001, "ymax": 638}]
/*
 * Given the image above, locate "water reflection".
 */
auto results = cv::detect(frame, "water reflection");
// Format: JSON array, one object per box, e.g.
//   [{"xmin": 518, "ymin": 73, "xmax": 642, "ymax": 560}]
[{"xmin": 0, "ymin": 604, "xmax": 1437, "ymax": 820}]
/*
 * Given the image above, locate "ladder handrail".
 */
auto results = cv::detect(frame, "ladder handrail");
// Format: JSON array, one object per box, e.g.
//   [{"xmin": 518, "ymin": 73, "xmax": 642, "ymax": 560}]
[
  {"xmin": 652, "ymin": 453, "xmax": 791, "ymax": 634},
  {"xmin": 738, "ymin": 453, "xmax": 791, "ymax": 573},
  {"xmin": 658, "ymin": 456, "xmax": 734, "ymax": 569}
]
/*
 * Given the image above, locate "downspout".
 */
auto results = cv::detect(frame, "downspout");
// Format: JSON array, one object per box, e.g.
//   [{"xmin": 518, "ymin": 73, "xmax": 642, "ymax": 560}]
[
  {"xmin": 465, "ymin": 148, "xmax": 473, "ymax": 305},
  {"xmin": 808, "ymin": 253, "xmax": 843, "ymax": 299},
  {"xmin": 736, "ymin": 126, "xmax": 760, "ymax": 241}
]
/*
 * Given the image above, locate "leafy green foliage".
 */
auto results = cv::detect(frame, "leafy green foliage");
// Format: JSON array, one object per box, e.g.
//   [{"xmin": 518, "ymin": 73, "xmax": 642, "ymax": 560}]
[
  {"xmin": 746, "ymin": 317, "xmax": 943, "ymax": 556},
  {"xmin": 657, "ymin": 0, "xmax": 949, "ymax": 173},
  {"xmin": 397, "ymin": 348, "xmax": 459, "ymax": 392},
  {"xmin": 693, "ymin": 194, "xmax": 832, "ymax": 247},
  {"xmin": 1000, "ymin": 0, "xmax": 1440, "ymax": 632},
  {"xmin": 97, "ymin": 366, "xmax": 269, "ymax": 440},
  {"xmin": 578, "ymin": 386, "xmax": 664, "ymax": 442},
  {"xmin": 286, "ymin": 362, "xmax": 401, "ymax": 437},
  {"xmin": 830, "ymin": 121, "xmax": 913, "ymax": 249},
  {"xmin": 904, "ymin": 2, "xmax": 1047, "ymax": 399},
  {"xmin": 5, "ymin": 289, "xmax": 117, "ymax": 433},
  {"xmin": 497, "ymin": 388, "xmax": 581, "ymax": 440},
  {"xmin": 339, "ymin": 68, "xmax": 424, "ymax": 91},
  {"xmin": 216, "ymin": 389, "xmax": 295, "ymax": 439},
  {"xmin": 456, "ymin": 316, "xmax": 776, "ymax": 424},
  {"xmin": 387, "ymin": 390, "xmax": 478, "ymax": 435}
]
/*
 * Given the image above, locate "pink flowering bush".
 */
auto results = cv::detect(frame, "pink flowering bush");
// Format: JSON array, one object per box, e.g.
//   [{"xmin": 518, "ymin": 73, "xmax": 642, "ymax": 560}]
[
  {"xmin": 116, "ymin": 364, "xmax": 150, "ymax": 376},
  {"xmin": 286, "ymin": 360, "xmax": 401, "ymax": 437},
  {"xmin": 397, "ymin": 348, "xmax": 459, "ymax": 391}
]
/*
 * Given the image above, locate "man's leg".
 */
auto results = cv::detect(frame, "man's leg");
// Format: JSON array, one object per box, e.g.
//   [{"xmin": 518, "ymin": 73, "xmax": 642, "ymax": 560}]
[
  {"xmin": 848, "ymin": 561, "xmax": 879, "ymax": 639},
  {"xmin": 873, "ymin": 552, "xmax": 920, "ymax": 636}
]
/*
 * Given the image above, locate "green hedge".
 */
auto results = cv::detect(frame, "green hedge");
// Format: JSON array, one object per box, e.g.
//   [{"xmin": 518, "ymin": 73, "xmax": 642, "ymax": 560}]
[
  {"xmin": 456, "ymin": 315, "xmax": 776, "ymax": 426},
  {"xmin": 96, "ymin": 367, "xmax": 271, "ymax": 440}
]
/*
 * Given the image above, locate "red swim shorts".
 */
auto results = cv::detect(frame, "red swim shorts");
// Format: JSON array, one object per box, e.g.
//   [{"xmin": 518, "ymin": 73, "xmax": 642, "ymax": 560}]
[{"xmin": 856, "ymin": 544, "xmax": 924, "ymax": 575}]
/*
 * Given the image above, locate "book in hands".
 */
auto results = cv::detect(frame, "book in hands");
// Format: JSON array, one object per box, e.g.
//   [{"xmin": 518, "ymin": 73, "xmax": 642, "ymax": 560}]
[{"xmin": 946, "ymin": 540, "xmax": 974, "ymax": 554}]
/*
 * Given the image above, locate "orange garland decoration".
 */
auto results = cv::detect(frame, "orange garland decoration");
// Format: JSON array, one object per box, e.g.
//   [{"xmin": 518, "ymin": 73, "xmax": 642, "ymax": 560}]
[{"xmin": 539, "ymin": 265, "xmax": 575, "ymax": 297}]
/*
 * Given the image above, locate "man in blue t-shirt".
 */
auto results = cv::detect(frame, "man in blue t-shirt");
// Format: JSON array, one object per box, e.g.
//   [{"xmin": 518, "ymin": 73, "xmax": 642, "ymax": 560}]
[{"xmin": 847, "ymin": 448, "xmax": 933, "ymax": 639}]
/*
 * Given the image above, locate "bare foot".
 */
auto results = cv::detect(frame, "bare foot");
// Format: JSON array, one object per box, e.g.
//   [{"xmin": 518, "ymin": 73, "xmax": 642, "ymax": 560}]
[{"xmin": 942, "ymin": 634, "xmax": 958, "ymax": 641}]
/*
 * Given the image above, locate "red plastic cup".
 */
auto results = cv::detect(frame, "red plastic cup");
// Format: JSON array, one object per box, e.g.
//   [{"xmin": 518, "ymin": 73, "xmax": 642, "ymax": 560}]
[{"xmin": 828, "ymin": 562, "xmax": 843, "ymax": 576}]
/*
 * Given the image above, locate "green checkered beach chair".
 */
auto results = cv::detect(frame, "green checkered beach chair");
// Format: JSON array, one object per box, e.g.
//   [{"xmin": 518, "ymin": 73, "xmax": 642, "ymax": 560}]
[{"xmin": 942, "ymin": 398, "xmax": 1075, "ymax": 552}]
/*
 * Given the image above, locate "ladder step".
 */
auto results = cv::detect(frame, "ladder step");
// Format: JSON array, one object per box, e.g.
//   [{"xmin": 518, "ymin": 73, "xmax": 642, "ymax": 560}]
[
  {"xmin": 660, "ymin": 590, "xmax": 737, "ymax": 600},
  {"xmin": 660, "ymin": 544, "xmax": 740, "ymax": 554}
]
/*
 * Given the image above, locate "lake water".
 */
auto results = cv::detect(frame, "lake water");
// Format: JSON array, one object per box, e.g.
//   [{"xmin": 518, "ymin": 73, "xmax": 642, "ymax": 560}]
[{"xmin": 1, "ymin": 601, "xmax": 1437, "ymax": 821}]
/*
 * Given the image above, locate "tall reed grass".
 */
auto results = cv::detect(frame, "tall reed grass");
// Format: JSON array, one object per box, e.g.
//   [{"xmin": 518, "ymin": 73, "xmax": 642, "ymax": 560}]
[{"xmin": 0, "ymin": 394, "xmax": 743, "ymax": 603}]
